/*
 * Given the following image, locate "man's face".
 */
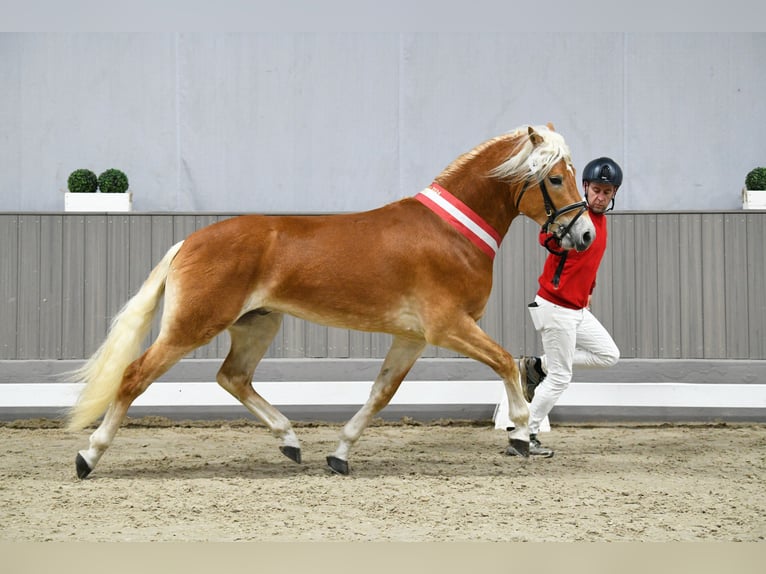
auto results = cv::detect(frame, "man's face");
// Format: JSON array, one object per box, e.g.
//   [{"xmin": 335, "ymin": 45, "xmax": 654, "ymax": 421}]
[{"xmin": 584, "ymin": 182, "xmax": 617, "ymax": 214}]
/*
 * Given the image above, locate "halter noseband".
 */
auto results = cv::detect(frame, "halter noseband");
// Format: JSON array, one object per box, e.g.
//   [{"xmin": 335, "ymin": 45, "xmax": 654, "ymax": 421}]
[{"xmin": 514, "ymin": 174, "xmax": 588, "ymax": 256}]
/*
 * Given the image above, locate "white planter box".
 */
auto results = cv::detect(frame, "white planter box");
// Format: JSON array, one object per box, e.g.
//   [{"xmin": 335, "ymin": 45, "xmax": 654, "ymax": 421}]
[
  {"xmin": 742, "ymin": 187, "xmax": 766, "ymax": 210},
  {"xmin": 65, "ymin": 192, "xmax": 133, "ymax": 212}
]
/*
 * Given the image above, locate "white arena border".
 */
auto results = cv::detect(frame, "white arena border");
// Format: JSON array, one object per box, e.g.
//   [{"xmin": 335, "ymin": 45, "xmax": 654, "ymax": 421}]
[{"xmin": 2, "ymin": 380, "xmax": 765, "ymax": 410}]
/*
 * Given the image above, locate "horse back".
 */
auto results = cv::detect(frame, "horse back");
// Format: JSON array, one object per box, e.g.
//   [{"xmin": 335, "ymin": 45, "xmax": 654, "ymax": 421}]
[{"xmin": 169, "ymin": 199, "xmax": 495, "ymax": 333}]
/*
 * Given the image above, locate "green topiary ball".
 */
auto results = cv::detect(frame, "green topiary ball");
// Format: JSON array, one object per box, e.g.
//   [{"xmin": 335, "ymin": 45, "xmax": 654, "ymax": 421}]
[
  {"xmin": 98, "ymin": 169, "xmax": 130, "ymax": 194},
  {"xmin": 745, "ymin": 167, "xmax": 766, "ymax": 190},
  {"xmin": 67, "ymin": 169, "xmax": 98, "ymax": 193}
]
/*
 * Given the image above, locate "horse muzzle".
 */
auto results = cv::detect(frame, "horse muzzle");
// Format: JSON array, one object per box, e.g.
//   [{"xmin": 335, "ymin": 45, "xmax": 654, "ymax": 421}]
[{"xmin": 559, "ymin": 214, "xmax": 596, "ymax": 252}]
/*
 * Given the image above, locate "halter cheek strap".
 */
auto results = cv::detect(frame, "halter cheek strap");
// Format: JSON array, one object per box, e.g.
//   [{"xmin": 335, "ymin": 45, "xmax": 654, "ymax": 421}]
[{"xmin": 515, "ymin": 176, "xmax": 588, "ymax": 256}]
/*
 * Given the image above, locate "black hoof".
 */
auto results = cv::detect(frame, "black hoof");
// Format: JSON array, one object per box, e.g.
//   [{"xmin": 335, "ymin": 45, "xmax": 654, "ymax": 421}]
[
  {"xmin": 506, "ymin": 439, "xmax": 530, "ymax": 458},
  {"xmin": 326, "ymin": 455, "xmax": 350, "ymax": 475},
  {"xmin": 279, "ymin": 446, "xmax": 302, "ymax": 464},
  {"xmin": 75, "ymin": 453, "xmax": 93, "ymax": 479}
]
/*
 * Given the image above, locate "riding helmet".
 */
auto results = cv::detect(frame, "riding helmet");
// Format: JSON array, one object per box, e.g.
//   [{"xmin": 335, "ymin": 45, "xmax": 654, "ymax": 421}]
[{"xmin": 582, "ymin": 157, "xmax": 622, "ymax": 189}]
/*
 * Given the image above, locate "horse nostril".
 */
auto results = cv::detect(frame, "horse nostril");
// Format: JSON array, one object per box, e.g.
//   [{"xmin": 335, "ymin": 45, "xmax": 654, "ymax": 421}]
[{"xmin": 583, "ymin": 231, "xmax": 592, "ymax": 245}]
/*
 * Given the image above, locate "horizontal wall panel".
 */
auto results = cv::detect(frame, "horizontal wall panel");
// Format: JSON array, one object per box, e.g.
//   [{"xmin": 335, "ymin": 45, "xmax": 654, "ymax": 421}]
[{"xmin": 0, "ymin": 211, "xmax": 764, "ymax": 362}]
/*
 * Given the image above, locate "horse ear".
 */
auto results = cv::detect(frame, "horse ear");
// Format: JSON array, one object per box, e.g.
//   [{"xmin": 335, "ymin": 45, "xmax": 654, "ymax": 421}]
[
  {"xmin": 528, "ymin": 126, "xmax": 545, "ymax": 146},
  {"xmin": 546, "ymin": 122, "xmax": 556, "ymax": 131}
]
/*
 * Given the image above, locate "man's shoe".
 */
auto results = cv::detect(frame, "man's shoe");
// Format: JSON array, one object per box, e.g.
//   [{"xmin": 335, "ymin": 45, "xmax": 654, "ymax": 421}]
[
  {"xmin": 529, "ymin": 434, "xmax": 554, "ymax": 457},
  {"xmin": 505, "ymin": 433, "xmax": 554, "ymax": 458},
  {"xmin": 519, "ymin": 356, "xmax": 546, "ymax": 402}
]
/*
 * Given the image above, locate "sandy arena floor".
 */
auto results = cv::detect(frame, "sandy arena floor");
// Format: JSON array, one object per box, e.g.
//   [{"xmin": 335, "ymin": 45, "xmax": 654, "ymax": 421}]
[{"xmin": 1, "ymin": 418, "xmax": 764, "ymax": 542}]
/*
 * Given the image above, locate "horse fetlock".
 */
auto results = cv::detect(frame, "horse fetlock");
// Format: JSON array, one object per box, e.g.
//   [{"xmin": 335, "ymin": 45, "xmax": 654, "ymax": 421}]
[
  {"xmin": 279, "ymin": 428, "xmax": 300, "ymax": 448},
  {"xmin": 507, "ymin": 426, "xmax": 530, "ymax": 443}
]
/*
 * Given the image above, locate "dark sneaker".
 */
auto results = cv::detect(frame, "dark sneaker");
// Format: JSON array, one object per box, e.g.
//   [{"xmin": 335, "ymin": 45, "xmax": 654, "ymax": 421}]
[
  {"xmin": 505, "ymin": 433, "xmax": 554, "ymax": 458},
  {"xmin": 519, "ymin": 356, "xmax": 546, "ymax": 402},
  {"xmin": 529, "ymin": 434, "xmax": 554, "ymax": 457}
]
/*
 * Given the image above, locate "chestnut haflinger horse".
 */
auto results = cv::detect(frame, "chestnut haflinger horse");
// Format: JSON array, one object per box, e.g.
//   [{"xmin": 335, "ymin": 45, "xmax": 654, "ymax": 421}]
[{"xmin": 67, "ymin": 123, "xmax": 594, "ymax": 477}]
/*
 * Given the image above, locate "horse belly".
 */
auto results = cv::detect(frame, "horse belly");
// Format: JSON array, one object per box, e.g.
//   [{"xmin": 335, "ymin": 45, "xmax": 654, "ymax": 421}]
[{"xmin": 272, "ymin": 278, "xmax": 424, "ymax": 335}]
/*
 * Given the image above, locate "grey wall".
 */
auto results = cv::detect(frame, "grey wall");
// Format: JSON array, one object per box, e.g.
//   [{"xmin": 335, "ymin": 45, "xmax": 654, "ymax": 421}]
[
  {"xmin": 2, "ymin": 211, "xmax": 764, "ymax": 362},
  {"xmin": 1, "ymin": 33, "xmax": 764, "ymax": 213}
]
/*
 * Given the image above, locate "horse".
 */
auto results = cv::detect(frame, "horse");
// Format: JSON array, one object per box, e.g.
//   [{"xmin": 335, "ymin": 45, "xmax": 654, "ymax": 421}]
[{"xmin": 67, "ymin": 123, "xmax": 594, "ymax": 477}]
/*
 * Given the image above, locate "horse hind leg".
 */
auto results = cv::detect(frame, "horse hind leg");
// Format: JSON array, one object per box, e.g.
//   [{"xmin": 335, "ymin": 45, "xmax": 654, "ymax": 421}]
[
  {"xmin": 215, "ymin": 312, "xmax": 302, "ymax": 464},
  {"xmin": 75, "ymin": 340, "xmax": 193, "ymax": 478},
  {"xmin": 75, "ymin": 402, "xmax": 127, "ymax": 479},
  {"xmin": 327, "ymin": 335, "xmax": 426, "ymax": 475}
]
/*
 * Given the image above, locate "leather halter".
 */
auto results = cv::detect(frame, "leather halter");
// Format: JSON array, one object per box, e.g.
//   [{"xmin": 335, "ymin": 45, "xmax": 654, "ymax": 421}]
[{"xmin": 514, "ymin": 174, "xmax": 588, "ymax": 256}]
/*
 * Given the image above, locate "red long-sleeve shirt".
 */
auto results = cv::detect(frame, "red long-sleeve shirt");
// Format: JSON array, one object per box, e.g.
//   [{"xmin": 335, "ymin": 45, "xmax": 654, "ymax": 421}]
[{"xmin": 537, "ymin": 210, "xmax": 607, "ymax": 310}]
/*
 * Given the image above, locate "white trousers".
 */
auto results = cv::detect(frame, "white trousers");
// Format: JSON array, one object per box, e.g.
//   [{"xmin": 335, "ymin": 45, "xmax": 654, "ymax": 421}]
[{"xmin": 527, "ymin": 294, "xmax": 620, "ymax": 434}]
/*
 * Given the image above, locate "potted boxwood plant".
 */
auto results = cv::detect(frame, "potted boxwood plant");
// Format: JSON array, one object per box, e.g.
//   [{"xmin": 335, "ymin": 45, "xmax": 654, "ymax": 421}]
[
  {"xmin": 742, "ymin": 167, "xmax": 766, "ymax": 209},
  {"xmin": 64, "ymin": 168, "xmax": 133, "ymax": 212},
  {"xmin": 67, "ymin": 168, "xmax": 98, "ymax": 194}
]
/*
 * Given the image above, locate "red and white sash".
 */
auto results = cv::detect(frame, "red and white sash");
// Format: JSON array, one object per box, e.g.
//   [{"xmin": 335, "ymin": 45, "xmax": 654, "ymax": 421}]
[{"xmin": 415, "ymin": 183, "xmax": 501, "ymax": 260}]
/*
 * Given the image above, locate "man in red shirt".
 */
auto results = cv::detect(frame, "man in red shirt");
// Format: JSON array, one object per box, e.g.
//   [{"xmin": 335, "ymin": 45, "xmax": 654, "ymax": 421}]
[{"xmin": 511, "ymin": 157, "xmax": 623, "ymax": 457}]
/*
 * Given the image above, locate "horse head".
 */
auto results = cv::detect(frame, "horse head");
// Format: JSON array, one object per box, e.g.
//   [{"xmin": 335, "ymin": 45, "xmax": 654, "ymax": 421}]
[{"xmin": 490, "ymin": 124, "xmax": 595, "ymax": 253}]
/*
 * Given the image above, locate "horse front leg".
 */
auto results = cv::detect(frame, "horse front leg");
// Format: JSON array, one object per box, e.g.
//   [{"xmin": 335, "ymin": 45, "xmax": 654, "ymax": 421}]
[
  {"xmin": 327, "ymin": 336, "xmax": 426, "ymax": 475},
  {"xmin": 431, "ymin": 317, "xmax": 531, "ymax": 457}
]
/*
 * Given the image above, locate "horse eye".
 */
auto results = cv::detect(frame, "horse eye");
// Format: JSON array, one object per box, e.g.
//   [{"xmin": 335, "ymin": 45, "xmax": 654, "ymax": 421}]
[{"xmin": 549, "ymin": 175, "xmax": 563, "ymax": 185}]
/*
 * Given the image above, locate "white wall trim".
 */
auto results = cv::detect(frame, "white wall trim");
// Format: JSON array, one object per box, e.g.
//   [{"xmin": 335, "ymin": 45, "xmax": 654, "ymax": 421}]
[{"xmin": 2, "ymin": 380, "xmax": 765, "ymax": 410}]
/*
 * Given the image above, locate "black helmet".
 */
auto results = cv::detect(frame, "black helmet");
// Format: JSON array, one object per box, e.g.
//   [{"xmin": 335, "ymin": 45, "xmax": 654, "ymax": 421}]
[{"xmin": 582, "ymin": 157, "xmax": 622, "ymax": 189}]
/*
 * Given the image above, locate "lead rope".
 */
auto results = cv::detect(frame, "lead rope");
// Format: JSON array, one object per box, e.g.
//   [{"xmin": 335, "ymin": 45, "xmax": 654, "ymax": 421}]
[{"xmin": 552, "ymin": 251, "xmax": 568, "ymax": 288}]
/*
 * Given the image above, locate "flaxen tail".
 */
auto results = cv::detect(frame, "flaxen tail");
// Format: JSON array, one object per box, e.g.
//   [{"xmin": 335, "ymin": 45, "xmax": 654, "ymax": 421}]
[{"xmin": 66, "ymin": 241, "xmax": 185, "ymax": 431}]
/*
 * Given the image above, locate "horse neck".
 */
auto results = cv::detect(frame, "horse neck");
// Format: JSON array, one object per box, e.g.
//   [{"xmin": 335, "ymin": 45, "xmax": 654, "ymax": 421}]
[{"xmin": 433, "ymin": 140, "xmax": 519, "ymax": 239}]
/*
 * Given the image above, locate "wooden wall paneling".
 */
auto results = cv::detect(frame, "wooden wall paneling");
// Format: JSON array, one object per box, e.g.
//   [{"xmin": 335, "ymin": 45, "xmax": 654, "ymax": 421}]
[
  {"xmin": 39, "ymin": 215, "xmax": 63, "ymax": 359},
  {"xmin": 0, "ymin": 216, "xmax": 19, "ymax": 359},
  {"xmin": 701, "ymin": 213, "xmax": 726, "ymax": 358},
  {"xmin": 678, "ymin": 214, "xmax": 704, "ymax": 358},
  {"xmin": 609, "ymin": 214, "xmax": 637, "ymax": 358},
  {"xmin": 16, "ymin": 216, "xmax": 41, "ymax": 359},
  {"xmin": 745, "ymin": 214, "xmax": 766, "ymax": 359},
  {"xmin": 634, "ymin": 214, "xmax": 659, "ymax": 357},
  {"xmin": 1, "ymin": 212, "xmax": 766, "ymax": 362},
  {"xmin": 348, "ymin": 329, "xmax": 372, "ymax": 359},
  {"xmin": 82, "ymin": 216, "xmax": 108, "ymax": 356},
  {"xmin": 723, "ymin": 213, "xmax": 750, "ymax": 358},
  {"xmin": 61, "ymin": 215, "xmax": 85, "ymax": 359},
  {"xmin": 656, "ymin": 214, "xmax": 682, "ymax": 358}
]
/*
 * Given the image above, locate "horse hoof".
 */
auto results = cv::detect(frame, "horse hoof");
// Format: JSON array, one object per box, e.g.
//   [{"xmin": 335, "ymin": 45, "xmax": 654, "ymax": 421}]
[
  {"xmin": 75, "ymin": 453, "xmax": 93, "ymax": 479},
  {"xmin": 326, "ymin": 455, "xmax": 349, "ymax": 475},
  {"xmin": 506, "ymin": 439, "xmax": 530, "ymax": 458},
  {"xmin": 279, "ymin": 446, "xmax": 302, "ymax": 464}
]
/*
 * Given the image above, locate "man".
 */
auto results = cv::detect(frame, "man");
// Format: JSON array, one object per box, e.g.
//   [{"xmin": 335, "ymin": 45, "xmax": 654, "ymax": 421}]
[{"xmin": 510, "ymin": 157, "xmax": 622, "ymax": 458}]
